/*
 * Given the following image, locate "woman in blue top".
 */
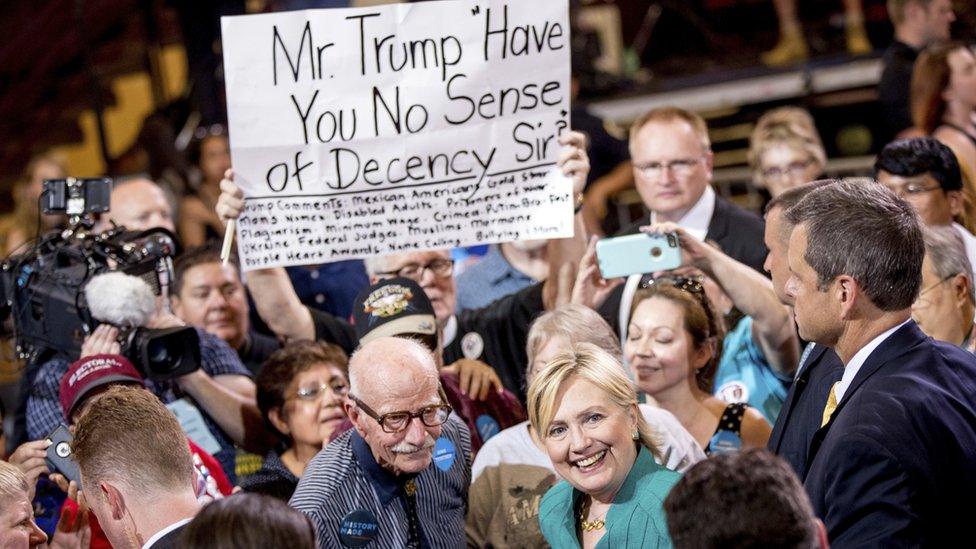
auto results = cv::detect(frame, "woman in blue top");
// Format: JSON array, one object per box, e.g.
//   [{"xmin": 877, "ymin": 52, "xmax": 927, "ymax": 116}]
[{"xmin": 528, "ymin": 342, "xmax": 680, "ymax": 548}]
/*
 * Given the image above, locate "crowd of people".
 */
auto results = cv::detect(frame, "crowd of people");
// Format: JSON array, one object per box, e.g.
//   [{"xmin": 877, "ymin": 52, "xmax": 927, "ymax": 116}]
[{"xmin": 1, "ymin": 0, "xmax": 975, "ymax": 548}]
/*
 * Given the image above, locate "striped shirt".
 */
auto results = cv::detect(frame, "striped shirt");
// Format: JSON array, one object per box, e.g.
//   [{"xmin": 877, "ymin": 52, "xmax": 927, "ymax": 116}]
[{"xmin": 290, "ymin": 417, "xmax": 471, "ymax": 548}]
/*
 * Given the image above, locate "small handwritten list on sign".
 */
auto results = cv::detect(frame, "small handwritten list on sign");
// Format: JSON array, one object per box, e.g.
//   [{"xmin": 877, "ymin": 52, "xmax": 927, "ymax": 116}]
[{"xmin": 222, "ymin": 0, "xmax": 572, "ymax": 270}]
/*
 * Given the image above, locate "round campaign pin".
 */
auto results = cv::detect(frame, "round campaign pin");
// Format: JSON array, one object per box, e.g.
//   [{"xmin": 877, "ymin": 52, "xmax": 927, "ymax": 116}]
[
  {"xmin": 433, "ymin": 437, "xmax": 457, "ymax": 471},
  {"xmin": 716, "ymin": 381, "xmax": 750, "ymax": 404},
  {"xmin": 339, "ymin": 509, "xmax": 379, "ymax": 547},
  {"xmin": 461, "ymin": 332, "xmax": 484, "ymax": 360},
  {"xmin": 708, "ymin": 430, "xmax": 743, "ymax": 455},
  {"xmin": 475, "ymin": 414, "xmax": 501, "ymax": 442}
]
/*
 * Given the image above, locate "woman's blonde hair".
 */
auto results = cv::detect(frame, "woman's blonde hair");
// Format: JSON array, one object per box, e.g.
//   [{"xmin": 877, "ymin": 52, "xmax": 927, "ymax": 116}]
[
  {"xmin": 527, "ymin": 342, "xmax": 661, "ymax": 460},
  {"xmin": 748, "ymin": 107, "xmax": 826, "ymax": 188}
]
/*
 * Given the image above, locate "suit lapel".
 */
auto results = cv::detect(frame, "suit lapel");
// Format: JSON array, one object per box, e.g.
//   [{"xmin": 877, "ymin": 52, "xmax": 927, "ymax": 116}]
[
  {"xmin": 769, "ymin": 344, "xmax": 828, "ymax": 451},
  {"xmin": 705, "ymin": 195, "xmax": 729, "ymax": 242},
  {"xmin": 834, "ymin": 322, "xmax": 923, "ymax": 412},
  {"xmin": 803, "ymin": 322, "xmax": 924, "ymax": 477}
]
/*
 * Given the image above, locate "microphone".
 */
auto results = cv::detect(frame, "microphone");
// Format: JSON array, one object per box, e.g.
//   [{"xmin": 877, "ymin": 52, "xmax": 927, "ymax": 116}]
[{"xmin": 84, "ymin": 271, "xmax": 157, "ymax": 328}]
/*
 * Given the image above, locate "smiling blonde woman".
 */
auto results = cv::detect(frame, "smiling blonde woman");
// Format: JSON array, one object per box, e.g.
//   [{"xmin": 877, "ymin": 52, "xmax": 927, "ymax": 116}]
[{"xmin": 529, "ymin": 343, "xmax": 680, "ymax": 549}]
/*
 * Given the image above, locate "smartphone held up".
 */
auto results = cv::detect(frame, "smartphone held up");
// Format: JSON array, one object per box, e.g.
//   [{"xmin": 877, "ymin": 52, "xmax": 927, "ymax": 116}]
[{"xmin": 596, "ymin": 232, "xmax": 682, "ymax": 279}]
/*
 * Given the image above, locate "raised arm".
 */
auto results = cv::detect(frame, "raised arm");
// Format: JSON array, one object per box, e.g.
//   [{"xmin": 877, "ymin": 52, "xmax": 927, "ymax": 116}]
[
  {"xmin": 215, "ymin": 172, "xmax": 315, "ymax": 342},
  {"xmin": 645, "ymin": 222, "xmax": 799, "ymax": 376},
  {"xmin": 543, "ymin": 131, "xmax": 590, "ymax": 310}
]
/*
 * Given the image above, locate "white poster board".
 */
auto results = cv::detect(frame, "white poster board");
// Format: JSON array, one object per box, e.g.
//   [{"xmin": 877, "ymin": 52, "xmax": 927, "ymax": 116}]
[{"xmin": 222, "ymin": 0, "xmax": 572, "ymax": 270}]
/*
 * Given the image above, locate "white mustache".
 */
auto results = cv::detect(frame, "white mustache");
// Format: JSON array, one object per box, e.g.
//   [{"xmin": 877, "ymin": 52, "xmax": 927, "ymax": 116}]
[{"xmin": 390, "ymin": 435, "xmax": 436, "ymax": 454}]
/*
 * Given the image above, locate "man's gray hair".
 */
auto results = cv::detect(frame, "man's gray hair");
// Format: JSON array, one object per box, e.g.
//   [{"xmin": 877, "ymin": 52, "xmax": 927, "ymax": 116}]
[
  {"xmin": 0, "ymin": 460, "xmax": 29, "ymax": 503},
  {"xmin": 923, "ymin": 226, "xmax": 975, "ymax": 303},
  {"xmin": 362, "ymin": 256, "xmax": 391, "ymax": 278},
  {"xmin": 785, "ymin": 178, "xmax": 924, "ymax": 311},
  {"xmin": 348, "ymin": 336, "xmax": 438, "ymax": 396}
]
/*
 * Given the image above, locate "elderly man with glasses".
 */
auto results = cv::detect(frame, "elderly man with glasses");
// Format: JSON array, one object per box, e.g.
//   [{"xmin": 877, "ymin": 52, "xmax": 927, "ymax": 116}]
[
  {"xmin": 913, "ymin": 225, "xmax": 976, "ymax": 352},
  {"xmin": 290, "ymin": 336, "xmax": 471, "ymax": 548}
]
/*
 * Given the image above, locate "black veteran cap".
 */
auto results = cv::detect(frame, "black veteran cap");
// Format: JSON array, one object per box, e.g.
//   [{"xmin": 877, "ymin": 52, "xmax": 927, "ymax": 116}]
[{"xmin": 353, "ymin": 277, "xmax": 438, "ymax": 349}]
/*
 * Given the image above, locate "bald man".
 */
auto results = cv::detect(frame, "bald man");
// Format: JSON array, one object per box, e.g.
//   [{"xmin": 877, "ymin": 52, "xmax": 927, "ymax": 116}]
[
  {"xmin": 102, "ymin": 176, "xmax": 176, "ymax": 233},
  {"xmin": 290, "ymin": 337, "xmax": 471, "ymax": 548}
]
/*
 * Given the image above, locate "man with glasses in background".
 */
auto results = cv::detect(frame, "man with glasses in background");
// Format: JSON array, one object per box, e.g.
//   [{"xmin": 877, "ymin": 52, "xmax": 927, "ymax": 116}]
[
  {"xmin": 619, "ymin": 106, "xmax": 768, "ymax": 272},
  {"xmin": 598, "ymin": 106, "xmax": 768, "ymax": 344},
  {"xmin": 290, "ymin": 336, "xmax": 470, "ymax": 548},
  {"xmin": 875, "ymin": 137, "xmax": 976, "ymax": 271},
  {"xmin": 913, "ymin": 225, "xmax": 976, "ymax": 352}
]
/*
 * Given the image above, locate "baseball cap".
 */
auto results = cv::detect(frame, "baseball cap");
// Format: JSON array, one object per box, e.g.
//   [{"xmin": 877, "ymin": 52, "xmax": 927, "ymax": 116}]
[
  {"xmin": 352, "ymin": 277, "xmax": 438, "ymax": 349},
  {"xmin": 59, "ymin": 354, "xmax": 145, "ymax": 421}
]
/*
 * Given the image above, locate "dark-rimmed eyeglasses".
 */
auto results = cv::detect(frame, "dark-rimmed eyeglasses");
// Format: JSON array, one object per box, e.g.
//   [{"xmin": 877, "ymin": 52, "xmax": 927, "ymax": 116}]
[
  {"xmin": 348, "ymin": 390, "xmax": 453, "ymax": 433},
  {"xmin": 375, "ymin": 258, "xmax": 454, "ymax": 281}
]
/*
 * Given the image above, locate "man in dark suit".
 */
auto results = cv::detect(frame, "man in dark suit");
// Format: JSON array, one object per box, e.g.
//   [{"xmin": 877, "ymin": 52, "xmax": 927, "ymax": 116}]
[
  {"xmin": 783, "ymin": 179, "xmax": 976, "ymax": 546},
  {"xmin": 618, "ymin": 106, "xmax": 767, "ymax": 272},
  {"xmin": 72, "ymin": 385, "xmax": 200, "ymax": 549},
  {"xmin": 597, "ymin": 107, "xmax": 768, "ymax": 336},
  {"xmin": 763, "ymin": 182, "xmax": 844, "ymax": 479}
]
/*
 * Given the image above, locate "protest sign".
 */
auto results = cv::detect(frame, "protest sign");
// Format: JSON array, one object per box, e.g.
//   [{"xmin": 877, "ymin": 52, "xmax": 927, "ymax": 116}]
[{"xmin": 222, "ymin": 0, "xmax": 572, "ymax": 270}]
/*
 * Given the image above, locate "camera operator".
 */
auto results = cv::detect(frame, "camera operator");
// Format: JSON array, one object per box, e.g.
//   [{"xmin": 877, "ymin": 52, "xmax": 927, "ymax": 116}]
[
  {"xmin": 26, "ymin": 274, "xmax": 266, "ymax": 484},
  {"xmin": 98, "ymin": 176, "xmax": 176, "ymax": 234}
]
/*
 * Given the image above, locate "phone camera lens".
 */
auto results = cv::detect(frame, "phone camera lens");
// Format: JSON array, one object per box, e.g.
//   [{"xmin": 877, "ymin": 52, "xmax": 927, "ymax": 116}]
[{"xmin": 56, "ymin": 442, "xmax": 71, "ymax": 458}]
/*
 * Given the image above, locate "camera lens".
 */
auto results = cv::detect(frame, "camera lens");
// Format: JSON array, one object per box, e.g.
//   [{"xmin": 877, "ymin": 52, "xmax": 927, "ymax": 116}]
[{"xmin": 146, "ymin": 339, "xmax": 174, "ymax": 370}]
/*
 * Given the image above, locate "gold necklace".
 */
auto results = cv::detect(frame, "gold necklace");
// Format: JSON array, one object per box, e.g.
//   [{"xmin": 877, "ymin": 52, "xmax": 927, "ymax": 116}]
[{"xmin": 578, "ymin": 496, "xmax": 605, "ymax": 532}]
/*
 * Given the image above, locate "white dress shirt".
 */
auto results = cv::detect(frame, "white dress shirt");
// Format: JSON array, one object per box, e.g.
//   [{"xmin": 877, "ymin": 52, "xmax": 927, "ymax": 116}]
[
  {"xmin": 142, "ymin": 517, "xmax": 192, "ymax": 549},
  {"xmin": 834, "ymin": 319, "xmax": 911, "ymax": 402},
  {"xmin": 650, "ymin": 185, "xmax": 716, "ymax": 242}
]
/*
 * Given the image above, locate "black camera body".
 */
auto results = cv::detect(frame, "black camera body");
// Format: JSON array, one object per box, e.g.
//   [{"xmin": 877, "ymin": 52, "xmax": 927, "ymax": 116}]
[
  {"xmin": 42, "ymin": 177, "xmax": 111, "ymax": 217},
  {"xmin": 0, "ymin": 179, "xmax": 199, "ymax": 380}
]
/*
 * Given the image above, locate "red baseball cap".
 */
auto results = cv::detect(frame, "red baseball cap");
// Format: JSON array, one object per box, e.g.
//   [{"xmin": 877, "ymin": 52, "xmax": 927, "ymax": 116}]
[{"xmin": 59, "ymin": 354, "xmax": 145, "ymax": 421}]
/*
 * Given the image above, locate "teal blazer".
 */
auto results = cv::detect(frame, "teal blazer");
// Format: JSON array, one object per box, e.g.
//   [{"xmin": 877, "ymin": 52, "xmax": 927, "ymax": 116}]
[{"xmin": 538, "ymin": 446, "xmax": 680, "ymax": 548}]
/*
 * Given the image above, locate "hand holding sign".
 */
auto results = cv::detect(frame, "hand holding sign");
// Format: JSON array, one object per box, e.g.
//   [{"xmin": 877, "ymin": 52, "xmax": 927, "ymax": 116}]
[{"xmin": 557, "ymin": 131, "xmax": 590, "ymax": 198}]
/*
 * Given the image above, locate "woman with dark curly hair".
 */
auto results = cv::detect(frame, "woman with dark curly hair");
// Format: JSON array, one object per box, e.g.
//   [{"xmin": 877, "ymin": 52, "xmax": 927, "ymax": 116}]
[{"xmin": 240, "ymin": 340, "xmax": 349, "ymax": 500}]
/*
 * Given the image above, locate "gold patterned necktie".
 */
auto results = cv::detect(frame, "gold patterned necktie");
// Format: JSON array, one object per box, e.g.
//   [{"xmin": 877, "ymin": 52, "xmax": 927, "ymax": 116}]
[{"xmin": 821, "ymin": 382, "xmax": 839, "ymax": 428}]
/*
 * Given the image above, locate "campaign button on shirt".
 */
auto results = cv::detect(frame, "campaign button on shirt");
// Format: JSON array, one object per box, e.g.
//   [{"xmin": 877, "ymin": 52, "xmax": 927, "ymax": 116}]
[
  {"xmin": 461, "ymin": 332, "xmax": 484, "ymax": 360},
  {"xmin": 433, "ymin": 437, "xmax": 456, "ymax": 471},
  {"xmin": 475, "ymin": 414, "xmax": 500, "ymax": 441},
  {"xmin": 339, "ymin": 509, "xmax": 379, "ymax": 547},
  {"xmin": 708, "ymin": 430, "xmax": 742, "ymax": 454}
]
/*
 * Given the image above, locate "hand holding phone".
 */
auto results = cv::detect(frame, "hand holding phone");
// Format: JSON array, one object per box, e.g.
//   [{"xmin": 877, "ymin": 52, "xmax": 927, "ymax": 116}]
[
  {"xmin": 46, "ymin": 425, "xmax": 82, "ymax": 490},
  {"xmin": 596, "ymin": 232, "xmax": 682, "ymax": 279}
]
